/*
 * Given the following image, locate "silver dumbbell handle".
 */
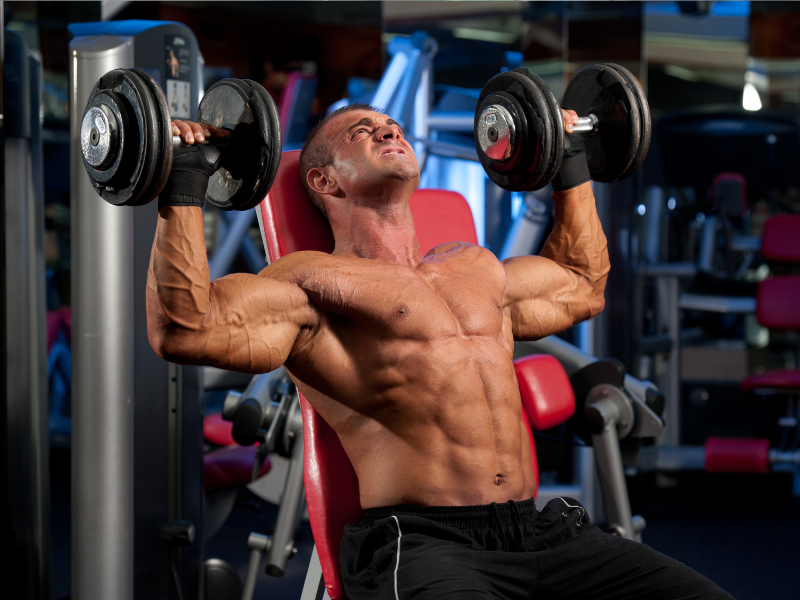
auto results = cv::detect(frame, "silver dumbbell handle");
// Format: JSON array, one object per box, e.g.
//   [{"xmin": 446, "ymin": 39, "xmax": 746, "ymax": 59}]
[
  {"xmin": 571, "ymin": 114, "xmax": 599, "ymax": 134},
  {"xmin": 172, "ymin": 135, "xmax": 212, "ymax": 147}
]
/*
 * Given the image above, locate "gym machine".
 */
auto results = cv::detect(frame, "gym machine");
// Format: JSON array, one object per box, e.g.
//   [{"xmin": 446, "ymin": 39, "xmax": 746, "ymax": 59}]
[
  {"xmin": 633, "ymin": 109, "xmax": 800, "ymax": 494},
  {"xmin": 69, "ymin": 21, "xmax": 207, "ymax": 600},
  {"xmin": 3, "ymin": 26, "xmax": 51, "ymax": 600}
]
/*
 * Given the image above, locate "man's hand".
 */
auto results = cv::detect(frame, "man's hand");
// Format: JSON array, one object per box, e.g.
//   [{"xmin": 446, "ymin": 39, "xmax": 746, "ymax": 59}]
[
  {"xmin": 159, "ymin": 120, "xmax": 233, "ymax": 209},
  {"xmin": 561, "ymin": 108, "xmax": 579, "ymax": 134},
  {"xmin": 172, "ymin": 119, "xmax": 208, "ymax": 144},
  {"xmin": 171, "ymin": 120, "xmax": 232, "ymax": 145},
  {"xmin": 552, "ymin": 109, "xmax": 590, "ymax": 191}
]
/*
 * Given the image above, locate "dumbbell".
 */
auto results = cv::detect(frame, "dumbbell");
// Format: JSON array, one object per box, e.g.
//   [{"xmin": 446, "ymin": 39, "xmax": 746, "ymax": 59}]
[
  {"xmin": 80, "ymin": 67, "xmax": 282, "ymax": 210},
  {"xmin": 474, "ymin": 64, "xmax": 651, "ymax": 192}
]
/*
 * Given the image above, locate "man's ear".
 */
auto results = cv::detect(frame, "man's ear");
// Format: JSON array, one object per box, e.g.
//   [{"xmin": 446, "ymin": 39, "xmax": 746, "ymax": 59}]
[{"xmin": 307, "ymin": 166, "xmax": 339, "ymax": 198}]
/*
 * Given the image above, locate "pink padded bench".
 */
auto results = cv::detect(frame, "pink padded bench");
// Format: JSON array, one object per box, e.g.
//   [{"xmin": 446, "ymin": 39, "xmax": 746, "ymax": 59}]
[
  {"xmin": 258, "ymin": 150, "xmax": 577, "ymax": 599},
  {"xmin": 740, "ymin": 215, "xmax": 800, "ymax": 395}
]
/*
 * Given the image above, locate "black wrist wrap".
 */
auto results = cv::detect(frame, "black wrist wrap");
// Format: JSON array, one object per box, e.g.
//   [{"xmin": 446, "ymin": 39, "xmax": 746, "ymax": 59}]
[
  {"xmin": 159, "ymin": 143, "xmax": 223, "ymax": 209},
  {"xmin": 552, "ymin": 133, "xmax": 591, "ymax": 191}
]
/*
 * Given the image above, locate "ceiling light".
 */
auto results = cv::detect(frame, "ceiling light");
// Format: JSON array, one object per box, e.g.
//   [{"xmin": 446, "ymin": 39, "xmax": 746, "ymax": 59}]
[{"xmin": 742, "ymin": 82, "xmax": 762, "ymax": 111}]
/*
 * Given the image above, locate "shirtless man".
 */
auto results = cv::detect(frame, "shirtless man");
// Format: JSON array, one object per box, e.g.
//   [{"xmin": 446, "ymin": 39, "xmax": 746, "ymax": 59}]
[{"xmin": 150, "ymin": 104, "xmax": 734, "ymax": 600}]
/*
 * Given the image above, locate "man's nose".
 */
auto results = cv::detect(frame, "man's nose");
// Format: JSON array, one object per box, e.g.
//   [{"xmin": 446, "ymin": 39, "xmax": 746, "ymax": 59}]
[{"xmin": 377, "ymin": 123, "xmax": 402, "ymax": 140}]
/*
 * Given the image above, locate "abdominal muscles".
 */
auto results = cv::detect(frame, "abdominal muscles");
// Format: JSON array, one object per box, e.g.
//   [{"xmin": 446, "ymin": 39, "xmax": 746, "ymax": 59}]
[{"xmin": 333, "ymin": 337, "xmax": 535, "ymax": 509}]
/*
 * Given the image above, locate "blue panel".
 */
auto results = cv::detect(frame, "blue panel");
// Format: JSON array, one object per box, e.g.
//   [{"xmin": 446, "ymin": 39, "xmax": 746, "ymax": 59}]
[
  {"xmin": 644, "ymin": 1, "xmax": 749, "ymax": 17},
  {"xmin": 68, "ymin": 20, "xmax": 180, "ymax": 37}
]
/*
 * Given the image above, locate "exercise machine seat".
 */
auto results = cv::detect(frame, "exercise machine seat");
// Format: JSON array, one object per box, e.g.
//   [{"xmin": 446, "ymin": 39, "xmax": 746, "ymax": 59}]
[
  {"xmin": 203, "ymin": 412, "xmax": 237, "ymax": 447},
  {"xmin": 757, "ymin": 276, "xmax": 800, "ymax": 331},
  {"xmin": 515, "ymin": 354, "xmax": 575, "ymax": 431},
  {"xmin": 739, "ymin": 218, "xmax": 800, "ymax": 395},
  {"xmin": 204, "ymin": 445, "xmax": 271, "ymax": 494},
  {"xmin": 259, "ymin": 150, "xmax": 544, "ymax": 599},
  {"xmin": 761, "ymin": 214, "xmax": 800, "ymax": 263},
  {"xmin": 740, "ymin": 369, "xmax": 800, "ymax": 393}
]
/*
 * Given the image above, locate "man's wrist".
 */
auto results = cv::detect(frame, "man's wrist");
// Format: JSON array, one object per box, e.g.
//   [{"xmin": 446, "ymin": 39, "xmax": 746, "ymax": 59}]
[
  {"xmin": 158, "ymin": 143, "xmax": 223, "ymax": 209},
  {"xmin": 551, "ymin": 153, "xmax": 591, "ymax": 191}
]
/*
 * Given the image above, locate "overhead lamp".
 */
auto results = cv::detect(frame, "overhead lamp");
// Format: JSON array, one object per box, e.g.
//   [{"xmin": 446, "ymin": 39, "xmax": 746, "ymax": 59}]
[{"xmin": 742, "ymin": 82, "xmax": 762, "ymax": 111}]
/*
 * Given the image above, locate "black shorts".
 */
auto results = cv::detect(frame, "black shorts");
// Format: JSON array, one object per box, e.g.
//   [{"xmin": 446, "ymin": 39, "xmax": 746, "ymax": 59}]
[{"xmin": 340, "ymin": 497, "xmax": 735, "ymax": 600}]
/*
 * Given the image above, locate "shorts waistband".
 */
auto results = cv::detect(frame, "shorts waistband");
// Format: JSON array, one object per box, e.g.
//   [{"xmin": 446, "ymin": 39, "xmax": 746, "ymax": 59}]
[{"xmin": 361, "ymin": 497, "xmax": 538, "ymax": 529}]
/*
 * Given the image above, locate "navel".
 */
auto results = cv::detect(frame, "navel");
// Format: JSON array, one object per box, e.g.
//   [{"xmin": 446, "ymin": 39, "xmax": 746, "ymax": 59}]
[{"xmin": 494, "ymin": 473, "xmax": 506, "ymax": 486}]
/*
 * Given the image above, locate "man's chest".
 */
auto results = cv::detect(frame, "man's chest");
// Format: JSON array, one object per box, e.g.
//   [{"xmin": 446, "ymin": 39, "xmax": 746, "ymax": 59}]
[{"xmin": 299, "ymin": 246, "xmax": 509, "ymax": 342}]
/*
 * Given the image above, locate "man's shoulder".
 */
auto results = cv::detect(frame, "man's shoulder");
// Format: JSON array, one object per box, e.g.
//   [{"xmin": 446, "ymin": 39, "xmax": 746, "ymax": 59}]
[
  {"xmin": 424, "ymin": 241, "xmax": 501, "ymax": 267},
  {"xmin": 260, "ymin": 250, "xmax": 335, "ymax": 281}
]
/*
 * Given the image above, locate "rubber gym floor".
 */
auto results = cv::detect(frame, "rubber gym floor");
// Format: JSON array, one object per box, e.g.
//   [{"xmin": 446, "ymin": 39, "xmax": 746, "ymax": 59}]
[{"xmin": 50, "ymin": 448, "xmax": 799, "ymax": 599}]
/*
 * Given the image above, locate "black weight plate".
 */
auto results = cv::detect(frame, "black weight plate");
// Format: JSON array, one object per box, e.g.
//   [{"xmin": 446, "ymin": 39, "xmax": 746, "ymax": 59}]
[
  {"xmin": 239, "ymin": 80, "xmax": 282, "ymax": 211},
  {"xmin": 476, "ymin": 70, "xmax": 548, "ymax": 192},
  {"xmin": 118, "ymin": 69, "xmax": 164, "ymax": 206},
  {"xmin": 604, "ymin": 63, "xmax": 651, "ymax": 181},
  {"xmin": 197, "ymin": 79, "xmax": 280, "ymax": 211},
  {"xmin": 562, "ymin": 64, "xmax": 640, "ymax": 183},
  {"xmin": 82, "ymin": 69, "xmax": 149, "ymax": 206},
  {"xmin": 515, "ymin": 68, "xmax": 564, "ymax": 188},
  {"xmin": 509, "ymin": 69, "xmax": 554, "ymax": 191},
  {"xmin": 130, "ymin": 68, "xmax": 173, "ymax": 206}
]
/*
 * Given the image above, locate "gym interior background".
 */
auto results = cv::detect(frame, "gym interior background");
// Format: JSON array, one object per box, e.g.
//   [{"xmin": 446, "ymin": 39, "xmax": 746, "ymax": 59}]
[{"xmin": 2, "ymin": 1, "xmax": 800, "ymax": 599}]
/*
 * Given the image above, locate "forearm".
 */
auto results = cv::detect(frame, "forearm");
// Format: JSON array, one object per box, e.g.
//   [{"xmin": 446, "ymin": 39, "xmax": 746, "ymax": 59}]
[
  {"xmin": 146, "ymin": 206, "xmax": 211, "ymax": 350},
  {"xmin": 146, "ymin": 205, "xmax": 310, "ymax": 372},
  {"xmin": 541, "ymin": 181, "xmax": 609, "ymax": 294}
]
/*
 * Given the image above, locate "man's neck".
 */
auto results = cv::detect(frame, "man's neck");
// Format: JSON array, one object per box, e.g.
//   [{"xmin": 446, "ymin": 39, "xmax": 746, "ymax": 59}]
[{"xmin": 328, "ymin": 193, "xmax": 422, "ymax": 266}]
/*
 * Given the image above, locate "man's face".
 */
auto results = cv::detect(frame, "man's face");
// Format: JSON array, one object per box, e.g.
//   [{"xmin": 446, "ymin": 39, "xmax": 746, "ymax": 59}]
[{"xmin": 323, "ymin": 110, "xmax": 420, "ymax": 198}]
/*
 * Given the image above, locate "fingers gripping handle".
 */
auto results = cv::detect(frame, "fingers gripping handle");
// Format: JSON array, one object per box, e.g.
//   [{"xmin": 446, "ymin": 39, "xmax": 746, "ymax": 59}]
[{"xmin": 571, "ymin": 114, "xmax": 599, "ymax": 134}]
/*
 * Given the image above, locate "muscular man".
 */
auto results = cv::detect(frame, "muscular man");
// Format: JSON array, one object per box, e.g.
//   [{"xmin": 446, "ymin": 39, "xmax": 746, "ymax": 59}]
[{"xmin": 149, "ymin": 104, "xmax": 734, "ymax": 600}]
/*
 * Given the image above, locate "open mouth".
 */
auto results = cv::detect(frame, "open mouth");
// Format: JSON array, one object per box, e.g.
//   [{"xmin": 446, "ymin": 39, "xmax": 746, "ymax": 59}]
[{"xmin": 379, "ymin": 146, "xmax": 406, "ymax": 157}]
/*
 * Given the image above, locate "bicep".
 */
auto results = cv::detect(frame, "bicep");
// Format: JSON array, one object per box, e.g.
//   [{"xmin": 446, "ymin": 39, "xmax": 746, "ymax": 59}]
[
  {"xmin": 160, "ymin": 271, "xmax": 315, "ymax": 373},
  {"xmin": 503, "ymin": 255, "xmax": 599, "ymax": 340}
]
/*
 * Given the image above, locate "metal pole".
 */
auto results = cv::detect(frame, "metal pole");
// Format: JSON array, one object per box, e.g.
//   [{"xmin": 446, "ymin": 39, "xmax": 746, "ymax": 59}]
[
  {"xmin": 589, "ymin": 401, "xmax": 637, "ymax": 541},
  {"xmin": 70, "ymin": 35, "xmax": 135, "ymax": 600},
  {"xmin": 265, "ymin": 434, "xmax": 306, "ymax": 576},
  {"xmin": 29, "ymin": 51, "xmax": 51, "ymax": 600}
]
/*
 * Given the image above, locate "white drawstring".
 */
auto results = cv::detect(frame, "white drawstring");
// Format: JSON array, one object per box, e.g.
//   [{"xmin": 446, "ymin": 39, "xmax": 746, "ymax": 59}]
[{"xmin": 391, "ymin": 515, "xmax": 403, "ymax": 600}]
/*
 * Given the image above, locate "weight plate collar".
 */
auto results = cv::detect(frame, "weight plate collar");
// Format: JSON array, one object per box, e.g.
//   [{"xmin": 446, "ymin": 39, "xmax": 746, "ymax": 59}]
[
  {"xmin": 81, "ymin": 104, "xmax": 117, "ymax": 169},
  {"xmin": 477, "ymin": 103, "xmax": 516, "ymax": 162}
]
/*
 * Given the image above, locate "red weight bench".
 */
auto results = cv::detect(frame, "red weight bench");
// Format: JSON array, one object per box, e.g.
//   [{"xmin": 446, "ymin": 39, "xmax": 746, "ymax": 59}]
[
  {"xmin": 740, "ymin": 215, "xmax": 800, "ymax": 396},
  {"xmin": 257, "ymin": 150, "xmax": 577, "ymax": 599}
]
